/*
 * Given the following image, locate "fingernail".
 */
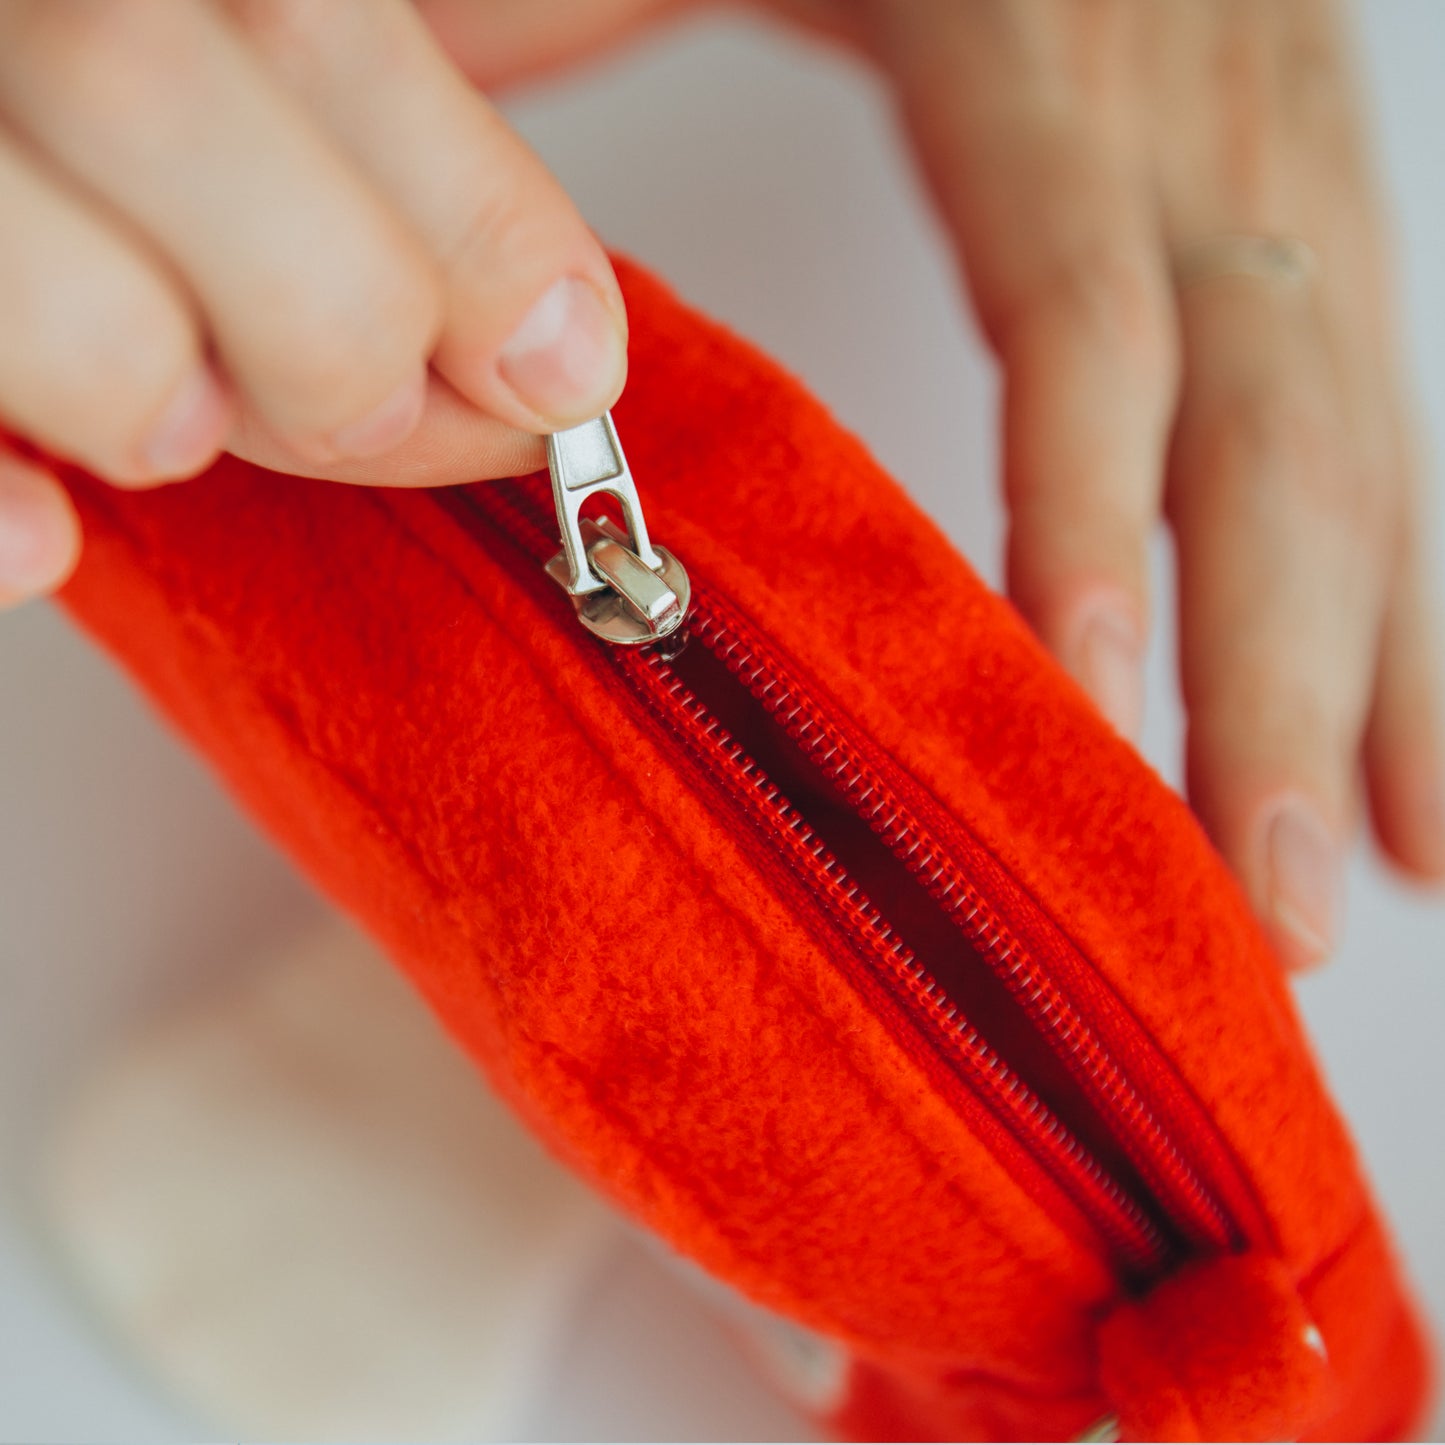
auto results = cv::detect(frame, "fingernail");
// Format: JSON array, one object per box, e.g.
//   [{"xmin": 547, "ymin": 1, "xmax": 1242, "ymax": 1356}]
[
  {"xmin": 498, "ymin": 277, "xmax": 626, "ymax": 427},
  {"xmin": 0, "ymin": 469, "xmax": 77, "ymax": 602},
  {"xmin": 1265, "ymin": 799, "xmax": 1340, "ymax": 970},
  {"xmin": 140, "ymin": 368, "xmax": 230, "ymax": 481},
  {"xmin": 330, "ymin": 370, "xmax": 427, "ymax": 460},
  {"xmin": 1075, "ymin": 608, "xmax": 1144, "ymax": 741}
]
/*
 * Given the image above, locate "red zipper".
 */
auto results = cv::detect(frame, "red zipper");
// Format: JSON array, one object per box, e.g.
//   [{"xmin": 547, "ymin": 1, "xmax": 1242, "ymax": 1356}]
[{"xmin": 429, "ymin": 476, "xmax": 1269, "ymax": 1284}]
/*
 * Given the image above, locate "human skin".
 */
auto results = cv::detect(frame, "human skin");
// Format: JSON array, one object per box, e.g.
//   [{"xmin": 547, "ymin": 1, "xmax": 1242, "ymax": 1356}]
[{"xmin": 0, "ymin": 0, "xmax": 1439, "ymax": 971}]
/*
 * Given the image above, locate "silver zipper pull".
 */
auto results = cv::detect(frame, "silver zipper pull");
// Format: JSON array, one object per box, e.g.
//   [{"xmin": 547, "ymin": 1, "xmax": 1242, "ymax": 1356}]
[{"xmin": 543, "ymin": 411, "xmax": 690, "ymax": 645}]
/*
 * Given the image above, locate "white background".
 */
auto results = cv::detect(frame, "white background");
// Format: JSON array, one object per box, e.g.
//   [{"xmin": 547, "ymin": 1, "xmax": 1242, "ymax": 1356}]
[{"xmin": 1, "ymin": 4, "xmax": 1443, "ymax": 1439}]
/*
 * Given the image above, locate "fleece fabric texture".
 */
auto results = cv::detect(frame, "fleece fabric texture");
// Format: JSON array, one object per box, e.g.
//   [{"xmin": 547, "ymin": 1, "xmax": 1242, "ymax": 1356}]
[{"xmin": 54, "ymin": 256, "xmax": 1431, "ymax": 1441}]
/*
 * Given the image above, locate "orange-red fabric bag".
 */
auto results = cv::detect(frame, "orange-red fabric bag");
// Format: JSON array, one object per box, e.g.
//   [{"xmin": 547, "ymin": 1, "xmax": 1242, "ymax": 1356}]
[{"xmin": 54, "ymin": 258, "xmax": 1433, "ymax": 1441}]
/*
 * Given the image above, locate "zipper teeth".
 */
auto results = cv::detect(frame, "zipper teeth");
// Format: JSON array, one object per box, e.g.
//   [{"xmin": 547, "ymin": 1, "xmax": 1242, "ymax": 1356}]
[
  {"xmin": 690, "ymin": 599, "xmax": 1237, "ymax": 1256},
  {"xmin": 631, "ymin": 634, "xmax": 1167, "ymax": 1273},
  {"xmin": 445, "ymin": 481, "xmax": 1241, "ymax": 1266}
]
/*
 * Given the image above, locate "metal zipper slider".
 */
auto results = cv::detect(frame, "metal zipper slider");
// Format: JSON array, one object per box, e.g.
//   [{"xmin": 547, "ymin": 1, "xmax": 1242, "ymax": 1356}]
[{"xmin": 543, "ymin": 411, "xmax": 690, "ymax": 645}]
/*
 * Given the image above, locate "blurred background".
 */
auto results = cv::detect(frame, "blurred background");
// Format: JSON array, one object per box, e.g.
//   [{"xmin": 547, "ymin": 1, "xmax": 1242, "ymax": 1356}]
[{"xmin": 2, "ymin": 3, "xmax": 1443, "ymax": 1439}]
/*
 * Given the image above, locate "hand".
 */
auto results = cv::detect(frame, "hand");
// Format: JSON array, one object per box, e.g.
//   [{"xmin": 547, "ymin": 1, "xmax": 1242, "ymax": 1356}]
[
  {"xmin": 861, "ymin": 0, "xmax": 1445, "ymax": 967},
  {"xmin": 419, "ymin": 0, "xmax": 1445, "ymax": 968},
  {"xmin": 0, "ymin": 0, "xmax": 629, "ymax": 601}
]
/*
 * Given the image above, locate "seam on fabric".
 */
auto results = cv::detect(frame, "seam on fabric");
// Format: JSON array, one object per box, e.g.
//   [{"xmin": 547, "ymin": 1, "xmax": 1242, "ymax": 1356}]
[{"xmin": 1295, "ymin": 1203, "xmax": 1377, "ymax": 1295}]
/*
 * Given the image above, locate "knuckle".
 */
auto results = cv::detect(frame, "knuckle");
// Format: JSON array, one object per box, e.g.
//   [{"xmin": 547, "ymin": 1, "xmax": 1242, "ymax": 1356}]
[
  {"xmin": 440, "ymin": 183, "xmax": 576, "ymax": 290},
  {"xmin": 437, "ymin": 129, "xmax": 594, "ymax": 289},
  {"xmin": 1061, "ymin": 248, "xmax": 1169, "ymax": 356},
  {"xmin": 1185, "ymin": 653, "xmax": 1354, "ymax": 772},
  {"xmin": 1217, "ymin": 390, "xmax": 1323, "ymax": 471},
  {"xmin": 443, "ymin": 186, "xmax": 536, "ymax": 273},
  {"xmin": 1008, "ymin": 241, "xmax": 1177, "ymax": 379},
  {"xmin": 1212, "ymin": 389, "xmax": 1371, "ymax": 519}
]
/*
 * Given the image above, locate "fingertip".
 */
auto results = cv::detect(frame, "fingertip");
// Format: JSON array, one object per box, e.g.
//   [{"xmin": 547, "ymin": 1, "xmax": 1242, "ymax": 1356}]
[
  {"xmin": 494, "ymin": 274, "xmax": 628, "ymax": 432},
  {"xmin": 1256, "ymin": 794, "xmax": 1343, "ymax": 974},
  {"xmin": 1265, "ymin": 921, "xmax": 1333, "ymax": 977},
  {"xmin": 1370, "ymin": 759, "xmax": 1445, "ymax": 885},
  {"xmin": 1360, "ymin": 572, "xmax": 1445, "ymax": 885},
  {"xmin": 1061, "ymin": 594, "xmax": 1145, "ymax": 742},
  {"xmin": 1188, "ymin": 749, "xmax": 1348, "ymax": 974},
  {"xmin": 1018, "ymin": 567, "xmax": 1148, "ymax": 743},
  {"xmin": 0, "ymin": 454, "xmax": 82, "ymax": 605},
  {"xmin": 111, "ymin": 365, "xmax": 234, "ymax": 488}
]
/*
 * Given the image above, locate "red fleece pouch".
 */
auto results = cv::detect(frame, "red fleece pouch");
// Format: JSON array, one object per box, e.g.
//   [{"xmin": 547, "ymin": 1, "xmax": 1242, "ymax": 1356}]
[{"xmin": 54, "ymin": 258, "xmax": 1433, "ymax": 1441}]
